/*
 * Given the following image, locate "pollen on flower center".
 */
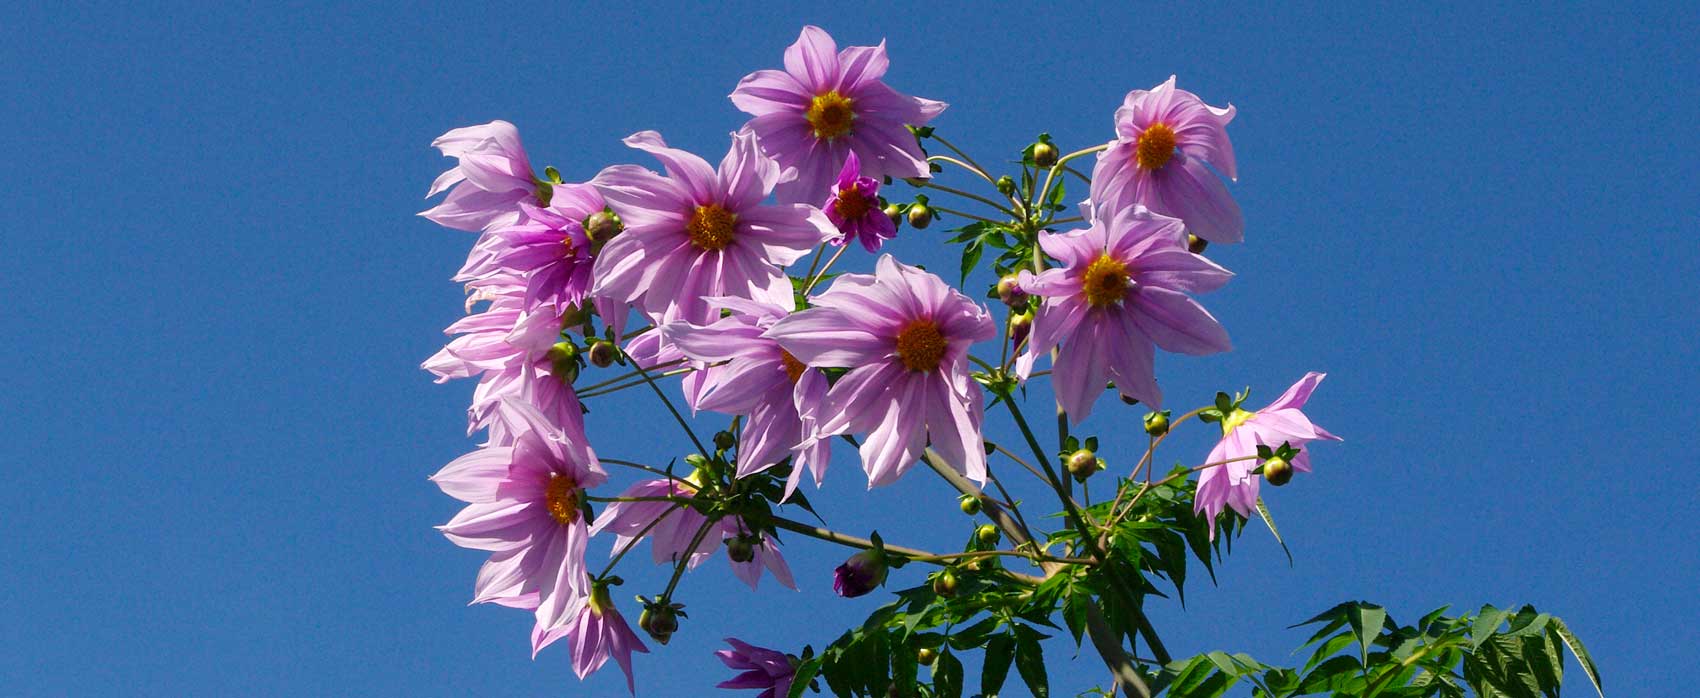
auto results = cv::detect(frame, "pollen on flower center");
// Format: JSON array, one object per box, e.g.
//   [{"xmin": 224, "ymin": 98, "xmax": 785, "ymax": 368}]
[
  {"xmin": 833, "ymin": 183, "xmax": 871, "ymax": 220},
  {"xmin": 779, "ymin": 349, "xmax": 807, "ymax": 383},
  {"xmin": 687, "ymin": 204, "xmax": 738, "ymax": 251},
  {"xmin": 894, "ymin": 319, "xmax": 948, "ymax": 373},
  {"xmin": 1081, "ymin": 254, "xmax": 1131, "ymax": 308},
  {"xmin": 1221, "ymin": 408, "xmax": 1254, "ymax": 435},
  {"xmin": 806, "ymin": 91, "xmax": 856, "ymax": 140},
  {"xmin": 1136, "ymin": 122, "xmax": 1177, "ymax": 170},
  {"xmin": 544, "ymin": 474, "xmax": 582, "ymax": 526}
]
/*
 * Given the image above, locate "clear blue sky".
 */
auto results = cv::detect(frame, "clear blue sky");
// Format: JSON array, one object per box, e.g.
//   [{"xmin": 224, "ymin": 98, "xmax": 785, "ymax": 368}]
[{"xmin": 4, "ymin": 2, "xmax": 1696, "ymax": 696}]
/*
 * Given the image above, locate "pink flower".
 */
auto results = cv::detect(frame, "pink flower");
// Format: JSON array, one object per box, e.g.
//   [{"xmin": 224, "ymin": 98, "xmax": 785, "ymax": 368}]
[
  {"xmin": 716, "ymin": 638, "xmax": 797, "ymax": 698},
  {"xmin": 421, "ymin": 281, "xmax": 579, "ymax": 444},
  {"xmin": 421, "ymin": 120, "xmax": 546, "ymax": 232},
  {"xmin": 458, "ymin": 183, "xmax": 606, "ymax": 314},
  {"xmin": 540, "ymin": 584, "xmax": 648, "ymax": 692},
  {"xmin": 429, "ymin": 399, "xmax": 607, "ymax": 654},
  {"xmin": 1016, "ymin": 203, "xmax": 1233, "ymax": 422},
  {"xmin": 1194, "ymin": 373, "xmax": 1343, "ymax": 537},
  {"xmin": 591, "ymin": 130, "xmax": 836, "ymax": 325},
  {"xmin": 822, "ymin": 151, "xmax": 897, "ymax": 252},
  {"xmin": 592, "ymin": 478, "xmax": 797, "ymax": 590},
  {"xmin": 662, "ymin": 297, "xmax": 833, "ymax": 497},
  {"xmin": 1089, "ymin": 76, "xmax": 1243, "ymax": 244},
  {"xmin": 731, "ymin": 26, "xmax": 947, "ymax": 204},
  {"xmin": 768, "ymin": 255, "xmax": 996, "ymax": 486}
]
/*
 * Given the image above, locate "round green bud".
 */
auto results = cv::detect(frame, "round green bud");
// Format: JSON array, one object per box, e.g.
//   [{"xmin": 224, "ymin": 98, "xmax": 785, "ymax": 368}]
[
  {"xmin": 1263, "ymin": 456, "xmax": 1294, "ymax": 486},
  {"xmin": 907, "ymin": 204, "xmax": 933, "ymax": 229},
  {"xmin": 587, "ymin": 340, "xmax": 617, "ymax": 368},
  {"xmin": 726, "ymin": 535, "xmax": 755, "ymax": 563},
  {"xmin": 713, "ymin": 430, "xmax": 737, "ymax": 451},
  {"xmin": 1033, "ymin": 142, "xmax": 1059, "ymax": 168},
  {"xmin": 586, "ymin": 210, "xmax": 622, "ymax": 241},
  {"xmin": 958, "ymin": 494, "xmax": 981, "ymax": 516},
  {"xmin": 996, "ymin": 175, "xmax": 1016, "ymax": 196},
  {"xmin": 1187, "ymin": 233, "xmax": 1208, "ymax": 255},
  {"xmin": 975, "ymin": 524, "xmax": 1001, "ymax": 546},
  {"xmin": 884, "ymin": 203, "xmax": 903, "ymax": 226},
  {"xmin": 1143, "ymin": 411, "xmax": 1170, "ymax": 437},
  {"xmin": 546, "ymin": 341, "xmax": 580, "ymax": 383},
  {"xmin": 638, "ymin": 604, "xmax": 679, "ymax": 644},
  {"xmin": 1066, "ymin": 449, "xmax": 1098, "ymax": 479},
  {"xmin": 931, "ymin": 569, "xmax": 959, "ymax": 597},
  {"xmin": 916, "ymin": 647, "xmax": 937, "ymax": 666}
]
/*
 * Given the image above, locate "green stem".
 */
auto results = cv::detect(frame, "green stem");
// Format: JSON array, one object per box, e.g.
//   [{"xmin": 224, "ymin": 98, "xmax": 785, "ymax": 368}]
[
  {"xmin": 930, "ymin": 205, "xmax": 1003, "ymax": 225},
  {"xmin": 913, "ymin": 180, "xmax": 1017, "ymax": 217},
  {"xmin": 929, "ymin": 133, "xmax": 997, "ymax": 185},
  {"xmin": 631, "ymin": 359, "xmax": 709, "ymax": 457},
  {"xmin": 802, "ymin": 244, "xmax": 850, "ymax": 296},
  {"xmin": 659, "ymin": 516, "xmax": 719, "ymax": 601},
  {"xmin": 578, "ymin": 366, "xmax": 696, "ymax": 399},
  {"xmin": 576, "ymin": 358, "xmax": 688, "ymax": 394}
]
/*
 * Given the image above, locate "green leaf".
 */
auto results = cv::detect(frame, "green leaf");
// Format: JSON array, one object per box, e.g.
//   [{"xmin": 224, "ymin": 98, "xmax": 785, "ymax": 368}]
[
  {"xmin": 959, "ymin": 241, "xmax": 984, "ymax": 285},
  {"xmin": 1550, "ymin": 617, "xmax": 1604, "ymax": 697},
  {"xmin": 1471, "ymin": 606, "xmax": 1510, "ymax": 649},
  {"xmin": 1349, "ymin": 604, "xmax": 1388, "ymax": 667},
  {"xmin": 1014, "ymin": 626, "xmax": 1049, "ymax": 698},
  {"xmin": 1253, "ymin": 498, "xmax": 1294, "ymax": 565},
  {"xmin": 932, "ymin": 648, "xmax": 964, "ymax": 698},
  {"xmin": 981, "ymin": 633, "xmax": 1015, "ymax": 697},
  {"xmin": 1303, "ymin": 631, "xmax": 1356, "ymax": 673},
  {"xmin": 787, "ymin": 657, "xmax": 821, "ymax": 698}
]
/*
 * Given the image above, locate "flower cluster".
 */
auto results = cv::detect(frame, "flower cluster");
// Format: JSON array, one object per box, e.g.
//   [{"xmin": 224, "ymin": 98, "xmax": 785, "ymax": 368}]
[{"xmin": 417, "ymin": 25, "xmax": 1338, "ymax": 694}]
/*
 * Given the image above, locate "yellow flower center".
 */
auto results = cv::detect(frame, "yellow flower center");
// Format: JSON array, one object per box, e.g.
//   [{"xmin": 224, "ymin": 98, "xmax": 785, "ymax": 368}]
[
  {"xmin": 1081, "ymin": 254, "xmax": 1130, "ymax": 308},
  {"xmin": 832, "ymin": 182, "xmax": 871, "ymax": 220},
  {"xmin": 779, "ymin": 349, "xmax": 807, "ymax": 383},
  {"xmin": 544, "ymin": 474, "xmax": 582, "ymax": 526},
  {"xmin": 1221, "ymin": 408, "xmax": 1254, "ymax": 435},
  {"xmin": 894, "ymin": 319, "xmax": 948, "ymax": 373},
  {"xmin": 687, "ymin": 204, "xmax": 738, "ymax": 251},
  {"xmin": 1136, "ymin": 122, "xmax": 1177, "ymax": 170},
  {"xmin": 806, "ymin": 91, "xmax": 856, "ymax": 140}
]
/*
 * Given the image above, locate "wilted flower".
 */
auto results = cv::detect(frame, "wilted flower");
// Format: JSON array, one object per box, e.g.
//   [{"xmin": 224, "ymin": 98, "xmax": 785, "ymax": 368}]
[
  {"xmin": 731, "ymin": 26, "xmax": 946, "ymax": 204},
  {"xmin": 822, "ymin": 151, "xmax": 897, "ymax": 252},
  {"xmin": 429, "ymin": 399, "xmax": 606, "ymax": 655},
  {"xmin": 591, "ymin": 130, "xmax": 836, "ymax": 325},
  {"xmin": 1016, "ymin": 203, "xmax": 1233, "ymax": 422},
  {"xmin": 1089, "ymin": 76, "xmax": 1243, "ymax": 244},
  {"xmin": 768, "ymin": 255, "xmax": 996, "ymax": 486},
  {"xmin": 1195, "ymin": 373, "xmax": 1342, "ymax": 537},
  {"xmin": 716, "ymin": 638, "xmax": 797, "ymax": 698},
  {"xmin": 421, "ymin": 120, "xmax": 546, "ymax": 232}
]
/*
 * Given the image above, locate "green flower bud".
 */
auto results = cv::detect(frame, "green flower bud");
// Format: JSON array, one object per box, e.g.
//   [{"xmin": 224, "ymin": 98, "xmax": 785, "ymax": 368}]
[
  {"xmin": 1066, "ymin": 449, "xmax": 1098, "ymax": 479},
  {"xmin": 884, "ymin": 203, "xmax": 903, "ymax": 226},
  {"xmin": 975, "ymin": 524, "xmax": 1001, "ymax": 546},
  {"xmin": 916, "ymin": 647, "xmax": 937, "ymax": 666},
  {"xmin": 586, "ymin": 209, "xmax": 623, "ymax": 242},
  {"xmin": 1143, "ymin": 410, "xmax": 1171, "ymax": 437},
  {"xmin": 1263, "ymin": 456, "xmax": 1294, "ymax": 486},
  {"xmin": 713, "ymin": 430, "xmax": 737, "ymax": 451},
  {"xmin": 931, "ymin": 569, "xmax": 959, "ymax": 597},
  {"xmin": 958, "ymin": 494, "xmax": 981, "ymax": 516},
  {"xmin": 996, "ymin": 175, "xmax": 1016, "ymax": 196},
  {"xmin": 996, "ymin": 274, "xmax": 1025, "ymax": 306},
  {"xmin": 587, "ymin": 340, "xmax": 617, "ymax": 368},
  {"xmin": 1033, "ymin": 142, "xmax": 1059, "ymax": 168},
  {"xmin": 546, "ymin": 341, "xmax": 579, "ymax": 383},
  {"xmin": 726, "ymin": 535, "xmax": 755, "ymax": 563},
  {"xmin": 1187, "ymin": 233, "xmax": 1208, "ymax": 255},
  {"xmin": 907, "ymin": 204, "xmax": 933, "ymax": 229}
]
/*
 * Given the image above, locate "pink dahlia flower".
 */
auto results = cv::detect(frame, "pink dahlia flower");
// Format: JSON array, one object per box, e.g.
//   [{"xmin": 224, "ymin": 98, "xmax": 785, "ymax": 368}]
[
  {"xmin": 662, "ymin": 297, "xmax": 832, "ymax": 497},
  {"xmin": 731, "ymin": 25, "xmax": 947, "ymax": 204},
  {"xmin": 768, "ymin": 255, "xmax": 996, "ymax": 486},
  {"xmin": 1016, "ymin": 203, "xmax": 1233, "ymax": 422},
  {"xmin": 422, "ymin": 281, "xmax": 580, "ymax": 444},
  {"xmin": 592, "ymin": 478, "xmax": 796, "ymax": 590},
  {"xmin": 421, "ymin": 120, "xmax": 546, "ymax": 232},
  {"xmin": 457, "ymin": 183, "xmax": 605, "ymax": 314},
  {"xmin": 429, "ymin": 399, "xmax": 607, "ymax": 654},
  {"xmin": 716, "ymin": 638, "xmax": 797, "ymax": 698},
  {"xmin": 1194, "ymin": 373, "xmax": 1342, "ymax": 537},
  {"xmin": 822, "ymin": 151, "xmax": 897, "ymax": 252},
  {"xmin": 1089, "ymin": 76, "xmax": 1243, "ymax": 244},
  {"xmin": 591, "ymin": 130, "xmax": 836, "ymax": 325},
  {"xmin": 540, "ymin": 584, "xmax": 648, "ymax": 692}
]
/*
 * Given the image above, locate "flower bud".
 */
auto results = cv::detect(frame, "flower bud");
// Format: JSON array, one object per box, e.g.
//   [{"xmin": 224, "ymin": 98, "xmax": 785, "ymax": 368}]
[
  {"xmin": 1262, "ymin": 456, "xmax": 1294, "ymax": 486},
  {"xmin": 586, "ymin": 209, "xmax": 622, "ymax": 242},
  {"xmin": 916, "ymin": 647, "xmax": 937, "ymax": 666},
  {"xmin": 907, "ymin": 204, "xmax": 933, "ymax": 229},
  {"xmin": 996, "ymin": 274, "xmax": 1025, "ymax": 306},
  {"xmin": 713, "ymin": 430, "xmax": 737, "ymax": 451},
  {"xmin": 1066, "ymin": 449, "xmax": 1099, "ymax": 480},
  {"xmin": 931, "ymin": 569, "xmax": 959, "ymax": 598},
  {"xmin": 996, "ymin": 175, "xmax": 1016, "ymax": 196},
  {"xmin": 975, "ymin": 524, "xmax": 1001, "ymax": 546},
  {"xmin": 884, "ymin": 203, "xmax": 903, "ymax": 226},
  {"xmin": 638, "ymin": 602, "xmax": 681, "ymax": 645},
  {"xmin": 1143, "ymin": 410, "xmax": 1171, "ymax": 437},
  {"xmin": 587, "ymin": 340, "xmax": 617, "ymax": 368},
  {"xmin": 726, "ymin": 535, "xmax": 756, "ymax": 563},
  {"xmin": 1187, "ymin": 233, "xmax": 1208, "ymax": 255},
  {"xmin": 1033, "ymin": 142, "xmax": 1059, "ymax": 168},
  {"xmin": 546, "ymin": 341, "xmax": 579, "ymax": 383},
  {"xmin": 833, "ymin": 549, "xmax": 888, "ymax": 598},
  {"xmin": 958, "ymin": 494, "xmax": 981, "ymax": 516}
]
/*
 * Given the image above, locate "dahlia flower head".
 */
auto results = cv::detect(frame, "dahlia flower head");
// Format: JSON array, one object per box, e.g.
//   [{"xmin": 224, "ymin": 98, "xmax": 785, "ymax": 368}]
[
  {"xmin": 1016, "ymin": 203, "xmax": 1233, "ymax": 422},
  {"xmin": 421, "ymin": 120, "xmax": 546, "ymax": 232},
  {"xmin": 455, "ymin": 182, "xmax": 606, "ymax": 314},
  {"xmin": 1089, "ymin": 76, "xmax": 1243, "ymax": 245},
  {"xmin": 731, "ymin": 25, "xmax": 947, "ymax": 204},
  {"xmin": 539, "ymin": 584, "xmax": 648, "ymax": 692},
  {"xmin": 591, "ymin": 130, "xmax": 836, "ymax": 326},
  {"xmin": 1195, "ymin": 373, "xmax": 1343, "ymax": 537},
  {"xmin": 822, "ymin": 150, "xmax": 898, "ymax": 252},
  {"xmin": 768, "ymin": 255, "xmax": 997, "ymax": 487},
  {"xmin": 662, "ymin": 297, "xmax": 833, "ymax": 498}
]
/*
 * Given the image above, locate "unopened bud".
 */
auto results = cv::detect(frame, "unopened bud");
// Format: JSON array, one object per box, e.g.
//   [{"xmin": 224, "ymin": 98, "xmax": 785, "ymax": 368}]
[
  {"xmin": 975, "ymin": 524, "xmax": 1000, "ymax": 546},
  {"xmin": 833, "ymin": 549, "xmax": 889, "ymax": 598},
  {"xmin": 996, "ymin": 175, "xmax": 1016, "ymax": 196},
  {"xmin": 932, "ymin": 569, "xmax": 959, "ymax": 597},
  {"xmin": 907, "ymin": 204, "xmax": 933, "ymax": 229},
  {"xmin": 713, "ymin": 430, "xmax": 737, "ymax": 451},
  {"xmin": 916, "ymin": 647, "xmax": 937, "ymax": 666},
  {"xmin": 1033, "ymin": 142, "xmax": 1059, "ymax": 168},
  {"xmin": 586, "ymin": 210, "xmax": 622, "ymax": 242},
  {"xmin": 638, "ymin": 602, "xmax": 681, "ymax": 645},
  {"xmin": 587, "ymin": 340, "xmax": 617, "ymax": 368},
  {"xmin": 546, "ymin": 341, "xmax": 580, "ymax": 383},
  {"xmin": 884, "ymin": 203, "xmax": 903, "ymax": 226},
  {"xmin": 1187, "ymin": 233, "xmax": 1208, "ymax": 255},
  {"xmin": 1066, "ymin": 449, "xmax": 1099, "ymax": 480},
  {"xmin": 996, "ymin": 274, "xmax": 1025, "ymax": 305},
  {"xmin": 1143, "ymin": 410, "xmax": 1171, "ymax": 437},
  {"xmin": 726, "ymin": 535, "xmax": 755, "ymax": 563},
  {"xmin": 958, "ymin": 494, "xmax": 981, "ymax": 516},
  {"xmin": 1262, "ymin": 456, "xmax": 1294, "ymax": 486}
]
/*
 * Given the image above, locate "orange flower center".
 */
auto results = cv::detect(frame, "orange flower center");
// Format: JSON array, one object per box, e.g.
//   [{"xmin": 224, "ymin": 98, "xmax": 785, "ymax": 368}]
[
  {"xmin": 1082, "ymin": 254, "xmax": 1130, "ymax": 308},
  {"xmin": 544, "ymin": 474, "xmax": 582, "ymax": 526},
  {"xmin": 687, "ymin": 203, "xmax": 737, "ymax": 251},
  {"xmin": 1136, "ymin": 122, "xmax": 1177, "ymax": 170},
  {"xmin": 833, "ymin": 182, "xmax": 871, "ymax": 220},
  {"xmin": 894, "ymin": 319, "xmax": 948, "ymax": 373},
  {"xmin": 806, "ymin": 91, "xmax": 856, "ymax": 140},
  {"xmin": 779, "ymin": 349, "xmax": 807, "ymax": 383}
]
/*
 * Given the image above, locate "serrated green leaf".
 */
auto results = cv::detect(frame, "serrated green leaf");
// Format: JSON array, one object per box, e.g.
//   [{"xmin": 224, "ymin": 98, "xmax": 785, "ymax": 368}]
[
  {"xmin": 932, "ymin": 648, "xmax": 964, "ymax": 698},
  {"xmin": 1014, "ymin": 626, "xmax": 1049, "ymax": 698},
  {"xmin": 1350, "ymin": 604, "xmax": 1388, "ymax": 667},
  {"xmin": 788, "ymin": 657, "xmax": 821, "ymax": 698},
  {"xmin": 981, "ymin": 633, "xmax": 1015, "ymax": 697},
  {"xmin": 1549, "ymin": 618, "xmax": 1604, "ymax": 697},
  {"xmin": 1471, "ymin": 607, "xmax": 1510, "ymax": 649}
]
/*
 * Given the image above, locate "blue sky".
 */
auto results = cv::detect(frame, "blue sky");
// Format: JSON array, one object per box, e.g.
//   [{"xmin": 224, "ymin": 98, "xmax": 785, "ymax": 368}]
[{"xmin": 3, "ymin": 2, "xmax": 1696, "ymax": 696}]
